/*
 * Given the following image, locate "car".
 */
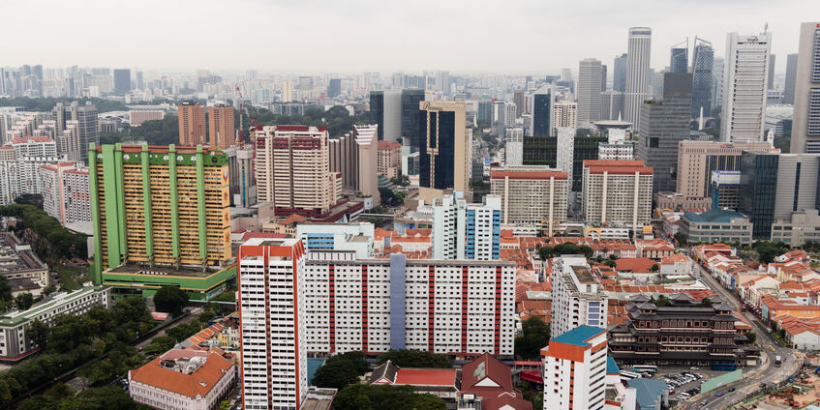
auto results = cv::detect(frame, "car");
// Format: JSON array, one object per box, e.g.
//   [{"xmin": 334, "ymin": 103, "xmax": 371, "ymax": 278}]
[
  {"xmin": 701, "ymin": 399, "xmax": 708, "ymax": 406},
  {"xmin": 691, "ymin": 366, "xmax": 699, "ymax": 370},
  {"xmin": 688, "ymin": 389, "xmax": 700, "ymax": 396},
  {"xmin": 678, "ymin": 393, "xmax": 691, "ymax": 400},
  {"xmin": 728, "ymin": 387, "xmax": 736, "ymax": 392},
  {"xmin": 717, "ymin": 391, "xmax": 724, "ymax": 397}
]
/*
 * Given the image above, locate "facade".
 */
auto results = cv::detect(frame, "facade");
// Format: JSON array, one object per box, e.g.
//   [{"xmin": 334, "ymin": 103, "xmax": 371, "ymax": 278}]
[
  {"xmin": 783, "ymin": 53, "xmax": 799, "ymax": 105},
  {"xmin": 377, "ymin": 140, "xmax": 402, "ymax": 179},
  {"xmin": 129, "ymin": 349, "xmax": 235, "ymax": 410},
  {"xmin": 490, "ymin": 166, "xmax": 568, "ymax": 234},
  {"xmin": 609, "ymin": 294, "xmax": 741, "ymax": 365},
  {"xmin": 598, "ymin": 142, "xmax": 634, "ymax": 160},
  {"xmin": 0, "ymin": 286, "xmax": 111, "ymax": 361},
  {"xmin": 542, "ymin": 326, "xmax": 608, "ymax": 410},
  {"xmin": 676, "ymin": 140, "xmax": 772, "ymax": 198},
  {"xmin": 582, "ymin": 160, "xmax": 653, "ymax": 232},
  {"xmin": 721, "ymin": 32, "xmax": 771, "ymax": 143},
  {"xmin": 113, "ymin": 69, "xmax": 131, "ymax": 92},
  {"xmin": 691, "ymin": 38, "xmax": 715, "ymax": 119},
  {"xmin": 625, "ymin": 27, "xmax": 653, "ymax": 130},
  {"xmin": 551, "ymin": 256, "xmax": 608, "ymax": 338},
  {"xmin": 505, "ymin": 128, "xmax": 524, "ymax": 166},
  {"xmin": 328, "ymin": 125, "xmax": 380, "ymax": 206},
  {"xmin": 402, "ymin": 89, "xmax": 425, "ymax": 148},
  {"xmin": 53, "ymin": 101, "xmax": 98, "ymax": 161},
  {"xmin": 532, "ymin": 86, "xmax": 554, "ymax": 136},
  {"xmin": 636, "ymin": 73, "xmax": 693, "ymax": 194},
  {"xmin": 0, "ymin": 136, "xmax": 61, "ymax": 204},
  {"xmin": 129, "ymin": 110, "xmax": 164, "ymax": 127},
  {"xmin": 254, "ymin": 125, "xmax": 342, "ymax": 216},
  {"xmin": 223, "ymin": 145, "xmax": 256, "ymax": 208},
  {"xmin": 238, "ymin": 238, "xmax": 307, "ymax": 410},
  {"xmin": 89, "ymin": 144, "xmax": 232, "ymax": 282},
  {"xmin": 679, "ymin": 209, "xmax": 753, "ymax": 245},
  {"xmin": 600, "ymin": 90, "xmax": 625, "ymax": 121},
  {"xmin": 417, "ymin": 101, "xmax": 471, "ymax": 199},
  {"xmin": 296, "ymin": 222, "xmax": 375, "ymax": 258},
  {"xmin": 614, "ymin": 53, "xmax": 628, "ymax": 92},
  {"xmin": 0, "ymin": 232, "xmax": 50, "ymax": 288},
  {"xmin": 432, "ymin": 193, "xmax": 501, "ymax": 260},
  {"xmin": 39, "ymin": 163, "xmax": 90, "ymax": 226},
  {"xmin": 771, "ymin": 209, "xmax": 820, "ymax": 246},
  {"xmin": 553, "ymin": 101, "xmax": 578, "ymax": 130},
  {"xmin": 208, "ymin": 105, "xmax": 235, "ymax": 149},
  {"xmin": 578, "ymin": 59, "xmax": 603, "ymax": 128},
  {"xmin": 303, "ymin": 252, "xmax": 515, "ymax": 356},
  {"xmin": 670, "ymin": 47, "xmax": 688, "ymax": 73},
  {"xmin": 710, "ymin": 170, "xmax": 741, "ymax": 211},
  {"xmin": 790, "ymin": 23, "xmax": 820, "ymax": 153},
  {"xmin": 178, "ymin": 101, "xmax": 207, "ymax": 146},
  {"xmin": 370, "ymin": 90, "xmax": 402, "ymax": 141}
]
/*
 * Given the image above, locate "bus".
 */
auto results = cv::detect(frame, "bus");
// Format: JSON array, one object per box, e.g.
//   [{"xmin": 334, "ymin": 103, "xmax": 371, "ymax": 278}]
[
  {"xmin": 775, "ymin": 356, "xmax": 782, "ymax": 367},
  {"xmin": 632, "ymin": 365, "xmax": 659, "ymax": 374},
  {"xmin": 619, "ymin": 370, "xmax": 642, "ymax": 380},
  {"xmin": 712, "ymin": 362, "xmax": 738, "ymax": 371}
]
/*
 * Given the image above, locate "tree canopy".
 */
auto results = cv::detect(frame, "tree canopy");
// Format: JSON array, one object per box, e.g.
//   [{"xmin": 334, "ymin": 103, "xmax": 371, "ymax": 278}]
[
  {"xmin": 153, "ymin": 285, "xmax": 188, "ymax": 317},
  {"xmin": 311, "ymin": 351, "xmax": 371, "ymax": 390},
  {"xmin": 0, "ymin": 97, "xmax": 128, "ymax": 113},
  {"xmin": 334, "ymin": 384, "xmax": 447, "ymax": 410},
  {"xmin": 377, "ymin": 349, "xmax": 453, "ymax": 369},
  {"xmin": 0, "ymin": 204, "xmax": 87, "ymax": 263},
  {"xmin": 515, "ymin": 316, "xmax": 550, "ymax": 360},
  {"xmin": 754, "ymin": 241, "xmax": 790, "ymax": 264}
]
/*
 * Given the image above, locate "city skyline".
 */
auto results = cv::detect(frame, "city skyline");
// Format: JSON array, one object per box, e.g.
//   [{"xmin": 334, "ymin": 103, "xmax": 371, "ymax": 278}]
[{"xmin": 2, "ymin": 0, "xmax": 817, "ymax": 73}]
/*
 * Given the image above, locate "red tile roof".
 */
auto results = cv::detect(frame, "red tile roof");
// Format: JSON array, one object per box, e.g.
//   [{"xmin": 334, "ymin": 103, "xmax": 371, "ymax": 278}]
[
  {"xmin": 490, "ymin": 169, "xmax": 568, "ymax": 180},
  {"xmin": 461, "ymin": 353, "xmax": 514, "ymax": 396},
  {"xmin": 615, "ymin": 258, "xmax": 658, "ymax": 273},
  {"xmin": 394, "ymin": 368, "xmax": 458, "ymax": 386}
]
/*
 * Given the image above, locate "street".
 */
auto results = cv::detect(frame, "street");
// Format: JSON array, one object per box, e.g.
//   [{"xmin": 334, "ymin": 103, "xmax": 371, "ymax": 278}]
[{"xmin": 676, "ymin": 257, "xmax": 801, "ymax": 410}]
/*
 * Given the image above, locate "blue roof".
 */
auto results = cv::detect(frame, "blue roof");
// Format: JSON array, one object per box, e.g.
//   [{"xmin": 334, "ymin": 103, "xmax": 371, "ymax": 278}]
[
  {"xmin": 683, "ymin": 209, "xmax": 746, "ymax": 223},
  {"xmin": 550, "ymin": 326, "xmax": 606, "ymax": 347},
  {"xmin": 606, "ymin": 357, "xmax": 620, "ymax": 374},
  {"xmin": 627, "ymin": 379, "xmax": 669, "ymax": 409}
]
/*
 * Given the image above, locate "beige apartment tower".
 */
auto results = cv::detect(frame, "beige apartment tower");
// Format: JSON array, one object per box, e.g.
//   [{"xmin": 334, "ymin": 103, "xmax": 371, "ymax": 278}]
[
  {"xmin": 582, "ymin": 160, "xmax": 653, "ymax": 233},
  {"xmin": 178, "ymin": 102, "xmax": 206, "ymax": 146},
  {"xmin": 490, "ymin": 166, "xmax": 569, "ymax": 235},
  {"xmin": 328, "ymin": 125, "xmax": 380, "ymax": 206},
  {"xmin": 208, "ymin": 105, "xmax": 235, "ymax": 148}
]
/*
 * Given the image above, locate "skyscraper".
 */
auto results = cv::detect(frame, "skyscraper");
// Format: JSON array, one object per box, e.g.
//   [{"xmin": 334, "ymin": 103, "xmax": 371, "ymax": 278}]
[
  {"xmin": 53, "ymin": 101, "xmax": 98, "ymax": 161},
  {"xmin": 600, "ymin": 91, "xmax": 625, "ymax": 120},
  {"xmin": 768, "ymin": 54, "xmax": 777, "ymax": 90},
  {"xmin": 670, "ymin": 47, "xmax": 688, "ymax": 73},
  {"xmin": 328, "ymin": 125, "xmax": 380, "ymax": 206},
  {"xmin": 327, "ymin": 78, "xmax": 341, "ymax": 98},
  {"xmin": 238, "ymin": 238, "xmax": 307, "ymax": 410},
  {"xmin": 208, "ymin": 105, "xmax": 235, "ymax": 149},
  {"xmin": 691, "ymin": 38, "xmax": 715, "ymax": 118},
  {"xmin": 401, "ymin": 89, "xmax": 424, "ymax": 148},
  {"xmin": 783, "ymin": 53, "xmax": 799, "ymax": 105},
  {"xmin": 578, "ymin": 59, "xmax": 603, "ymax": 128},
  {"xmin": 624, "ymin": 27, "xmax": 652, "ymax": 130},
  {"xmin": 113, "ymin": 69, "xmax": 131, "ymax": 93},
  {"xmin": 553, "ymin": 101, "xmax": 578, "ymax": 129},
  {"xmin": 712, "ymin": 57, "xmax": 725, "ymax": 111},
  {"xmin": 436, "ymin": 70, "xmax": 450, "ymax": 96},
  {"xmin": 721, "ymin": 32, "xmax": 771, "ymax": 143},
  {"xmin": 489, "ymin": 166, "xmax": 569, "ymax": 233},
  {"xmin": 513, "ymin": 89, "xmax": 525, "ymax": 118},
  {"xmin": 178, "ymin": 101, "xmax": 206, "ymax": 146},
  {"xmin": 532, "ymin": 85, "xmax": 554, "ymax": 136},
  {"xmin": 369, "ymin": 90, "xmax": 402, "ymax": 141},
  {"xmin": 790, "ymin": 22, "xmax": 820, "ymax": 153},
  {"xmin": 582, "ymin": 160, "xmax": 653, "ymax": 231},
  {"xmin": 613, "ymin": 53, "xmax": 628, "ymax": 92},
  {"xmin": 417, "ymin": 101, "xmax": 471, "ymax": 199},
  {"xmin": 601, "ymin": 64, "xmax": 608, "ymax": 92},
  {"xmin": 636, "ymin": 73, "xmax": 693, "ymax": 194}
]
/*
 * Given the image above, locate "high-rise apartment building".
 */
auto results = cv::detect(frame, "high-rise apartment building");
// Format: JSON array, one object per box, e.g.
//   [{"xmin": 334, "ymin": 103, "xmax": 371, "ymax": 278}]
[
  {"xmin": 582, "ymin": 160, "xmax": 653, "ymax": 231},
  {"xmin": 692, "ymin": 38, "xmax": 715, "ymax": 119},
  {"xmin": 550, "ymin": 255, "xmax": 608, "ymax": 337},
  {"xmin": 53, "ymin": 101, "xmax": 98, "ymax": 161},
  {"xmin": 504, "ymin": 103, "xmax": 517, "ymax": 129},
  {"xmin": 790, "ymin": 22, "xmax": 820, "ymax": 153},
  {"xmin": 505, "ymin": 128, "xmax": 524, "ymax": 166},
  {"xmin": 238, "ymin": 238, "xmax": 307, "ymax": 410},
  {"xmin": 303, "ymin": 252, "xmax": 515, "ymax": 355},
  {"xmin": 377, "ymin": 140, "xmax": 402, "ymax": 179},
  {"xmin": 89, "ymin": 144, "xmax": 231, "ymax": 282},
  {"xmin": 532, "ymin": 85, "xmax": 554, "ymax": 136},
  {"xmin": 676, "ymin": 140, "xmax": 773, "ymax": 198},
  {"xmin": 783, "ymin": 53, "xmax": 799, "ymax": 105},
  {"xmin": 39, "ymin": 163, "xmax": 90, "ymax": 227},
  {"xmin": 490, "ymin": 166, "xmax": 568, "ymax": 234},
  {"xmin": 740, "ymin": 151, "xmax": 820, "ymax": 239},
  {"xmin": 178, "ymin": 101, "xmax": 206, "ymax": 146},
  {"xmin": 281, "ymin": 80, "xmax": 293, "ymax": 103},
  {"xmin": 417, "ymin": 101, "xmax": 471, "ymax": 199},
  {"xmin": 614, "ymin": 53, "xmax": 628, "ymax": 92},
  {"xmin": 636, "ymin": 73, "xmax": 693, "ymax": 194},
  {"xmin": 328, "ymin": 125, "xmax": 380, "ymax": 206},
  {"xmin": 208, "ymin": 105, "xmax": 235, "ymax": 149},
  {"xmin": 553, "ymin": 101, "xmax": 578, "ymax": 129},
  {"xmin": 542, "ymin": 326, "xmax": 608, "ymax": 410},
  {"xmin": 513, "ymin": 89, "xmax": 525, "ymax": 118},
  {"xmin": 432, "ymin": 193, "xmax": 501, "ymax": 260},
  {"xmin": 578, "ymin": 59, "xmax": 603, "ymax": 128},
  {"xmin": 129, "ymin": 110, "xmax": 164, "ymax": 127},
  {"xmin": 113, "ymin": 69, "xmax": 131, "ymax": 93},
  {"xmin": 671, "ymin": 47, "xmax": 688, "ymax": 73},
  {"xmin": 0, "ymin": 136, "xmax": 61, "ymax": 204},
  {"xmin": 721, "ymin": 32, "xmax": 771, "ymax": 143},
  {"xmin": 254, "ymin": 125, "xmax": 341, "ymax": 216},
  {"xmin": 625, "ymin": 27, "xmax": 653, "ymax": 130}
]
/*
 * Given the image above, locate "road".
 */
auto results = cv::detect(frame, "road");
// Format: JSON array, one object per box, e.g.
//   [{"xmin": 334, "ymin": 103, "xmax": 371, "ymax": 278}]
[{"xmin": 677, "ymin": 259, "xmax": 801, "ymax": 410}]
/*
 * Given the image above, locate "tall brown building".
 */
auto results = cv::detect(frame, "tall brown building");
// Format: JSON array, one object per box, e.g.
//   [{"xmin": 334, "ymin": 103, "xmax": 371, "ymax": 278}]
[
  {"xmin": 208, "ymin": 105, "xmax": 235, "ymax": 148},
  {"xmin": 178, "ymin": 102, "xmax": 206, "ymax": 146}
]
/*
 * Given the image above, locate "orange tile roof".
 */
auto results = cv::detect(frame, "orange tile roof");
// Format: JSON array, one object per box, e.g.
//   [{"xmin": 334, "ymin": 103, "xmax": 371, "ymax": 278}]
[
  {"xmin": 661, "ymin": 253, "xmax": 689, "ymax": 264},
  {"xmin": 394, "ymin": 368, "xmax": 458, "ymax": 386},
  {"xmin": 377, "ymin": 141, "xmax": 402, "ymax": 150},
  {"xmin": 490, "ymin": 169, "xmax": 568, "ymax": 180},
  {"xmin": 129, "ymin": 350, "xmax": 233, "ymax": 398},
  {"xmin": 390, "ymin": 236, "xmax": 431, "ymax": 243},
  {"xmin": 404, "ymin": 228, "xmax": 431, "ymax": 237},
  {"xmin": 615, "ymin": 258, "xmax": 658, "ymax": 273},
  {"xmin": 279, "ymin": 213, "xmax": 306, "ymax": 225}
]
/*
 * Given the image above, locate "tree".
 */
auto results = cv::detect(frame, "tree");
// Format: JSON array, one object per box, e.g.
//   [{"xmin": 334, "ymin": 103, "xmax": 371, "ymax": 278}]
[
  {"xmin": 578, "ymin": 245, "xmax": 594, "ymax": 259},
  {"xmin": 14, "ymin": 292, "xmax": 34, "ymax": 310},
  {"xmin": 514, "ymin": 316, "xmax": 550, "ymax": 360},
  {"xmin": 537, "ymin": 246, "xmax": 554, "ymax": 261},
  {"xmin": 334, "ymin": 384, "xmax": 445, "ymax": 410},
  {"xmin": 699, "ymin": 297, "xmax": 712, "ymax": 307},
  {"xmin": 413, "ymin": 394, "xmax": 447, "ymax": 410},
  {"xmin": 655, "ymin": 295, "xmax": 670, "ymax": 307},
  {"xmin": 153, "ymin": 285, "xmax": 188, "ymax": 317},
  {"xmin": 0, "ymin": 276, "xmax": 11, "ymax": 307},
  {"xmin": 532, "ymin": 392, "xmax": 544, "ymax": 410},
  {"xmin": 603, "ymin": 260, "xmax": 617, "ymax": 268},
  {"xmin": 219, "ymin": 401, "xmax": 232, "ymax": 410},
  {"xmin": 674, "ymin": 232, "xmax": 688, "ymax": 246},
  {"xmin": 553, "ymin": 242, "xmax": 579, "ymax": 255},
  {"xmin": 755, "ymin": 241, "xmax": 788, "ymax": 264},
  {"xmin": 311, "ymin": 357, "xmax": 361, "ymax": 390},
  {"xmin": 378, "ymin": 349, "xmax": 453, "ymax": 368},
  {"xmin": 14, "ymin": 194, "xmax": 44, "ymax": 210},
  {"xmin": 745, "ymin": 331, "xmax": 757, "ymax": 344},
  {"xmin": 28, "ymin": 319, "xmax": 48, "ymax": 350},
  {"xmin": 650, "ymin": 264, "xmax": 659, "ymax": 273}
]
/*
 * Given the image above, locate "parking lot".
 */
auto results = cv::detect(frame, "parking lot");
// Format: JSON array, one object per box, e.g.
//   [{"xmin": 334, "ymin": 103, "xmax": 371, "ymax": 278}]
[{"xmin": 627, "ymin": 365, "xmax": 742, "ymax": 402}]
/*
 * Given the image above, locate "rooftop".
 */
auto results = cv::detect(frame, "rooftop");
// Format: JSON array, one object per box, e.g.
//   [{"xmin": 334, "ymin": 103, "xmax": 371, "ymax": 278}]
[
  {"xmin": 627, "ymin": 378, "xmax": 669, "ymax": 409},
  {"xmin": 129, "ymin": 349, "xmax": 234, "ymax": 399},
  {"xmin": 395, "ymin": 368, "xmax": 459, "ymax": 387},
  {"xmin": 550, "ymin": 325, "xmax": 606, "ymax": 347},
  {"xmin": 684, "ymin": 209, "xmax": 748, "ymax": 223},
  {"xmin": 0, "ymin": 286, "xmax": 108, "ymax": 327}
]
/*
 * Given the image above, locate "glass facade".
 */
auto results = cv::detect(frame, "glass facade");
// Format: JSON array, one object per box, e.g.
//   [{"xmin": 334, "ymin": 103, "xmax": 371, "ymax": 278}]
[
  {"xmin": 692, "ymin": 42, "xmax": 715, "ymax": 118},
  {"xmin": 401, "ymin": 89, "xmax": 424, "ymax": 149},
  {"xmin": 532, "ymin": 93, "xmax": 552, "ymax": 136},
  {"xmin": 739, "ymin": 152, "xmax": 779, "ymax": 239},
  {"xmin": 370, "ymin": 91, "xmax": 384, "ymax": 140}
]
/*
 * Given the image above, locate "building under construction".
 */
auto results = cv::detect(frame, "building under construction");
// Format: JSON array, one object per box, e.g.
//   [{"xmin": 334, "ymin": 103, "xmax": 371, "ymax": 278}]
[{"xmin": 90, "ymin": 143, "xmax": 234, "ymax": 299}]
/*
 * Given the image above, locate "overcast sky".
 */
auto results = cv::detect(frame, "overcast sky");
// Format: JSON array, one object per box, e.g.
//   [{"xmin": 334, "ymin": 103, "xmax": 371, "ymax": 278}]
[{"xmin": 3, "ymin": 0, "xmax": 818, "ymax": 75}]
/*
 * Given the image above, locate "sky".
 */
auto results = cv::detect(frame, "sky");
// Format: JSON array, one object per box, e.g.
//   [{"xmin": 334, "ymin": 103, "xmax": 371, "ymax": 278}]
[{"xmin": 3, "ymin": 0, "xmax": 819, "ymax": 75}]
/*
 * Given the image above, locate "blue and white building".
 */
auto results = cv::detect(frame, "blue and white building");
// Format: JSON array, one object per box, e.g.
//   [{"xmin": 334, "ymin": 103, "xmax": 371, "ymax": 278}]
[
  {"xmin": 432, "ymin": 192, "xmax": 501, "ymax": 260},
  {"xmin": 550, "ymin": 256, "xmax": 608, "ymax": 338},
  {"xmin": 296, "ymin": 222, "xmax": 375, "ymax": 258}
]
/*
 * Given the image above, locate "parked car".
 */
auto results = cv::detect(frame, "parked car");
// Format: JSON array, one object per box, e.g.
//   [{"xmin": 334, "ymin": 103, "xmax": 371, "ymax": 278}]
[
  {"xmin": 691, "ymin": 366, "xmax": 699, "ymax": 370},
  {"xmin": 701, "ymin": 399, "xmax": 708, "ymax": 406},
  {"xmin": 728, "ymin": 387, "xmax": 736, "ymax": 392},
  {"xmin": 717, "ymin": 391, "xmax": 724, "ymax": 397}
]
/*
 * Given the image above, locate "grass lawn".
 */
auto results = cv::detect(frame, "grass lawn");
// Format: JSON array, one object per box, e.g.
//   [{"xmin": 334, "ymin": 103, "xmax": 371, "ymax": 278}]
[{"xmin": 56, "ymin": 265, "xmax": 88, "ymax": 291}]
